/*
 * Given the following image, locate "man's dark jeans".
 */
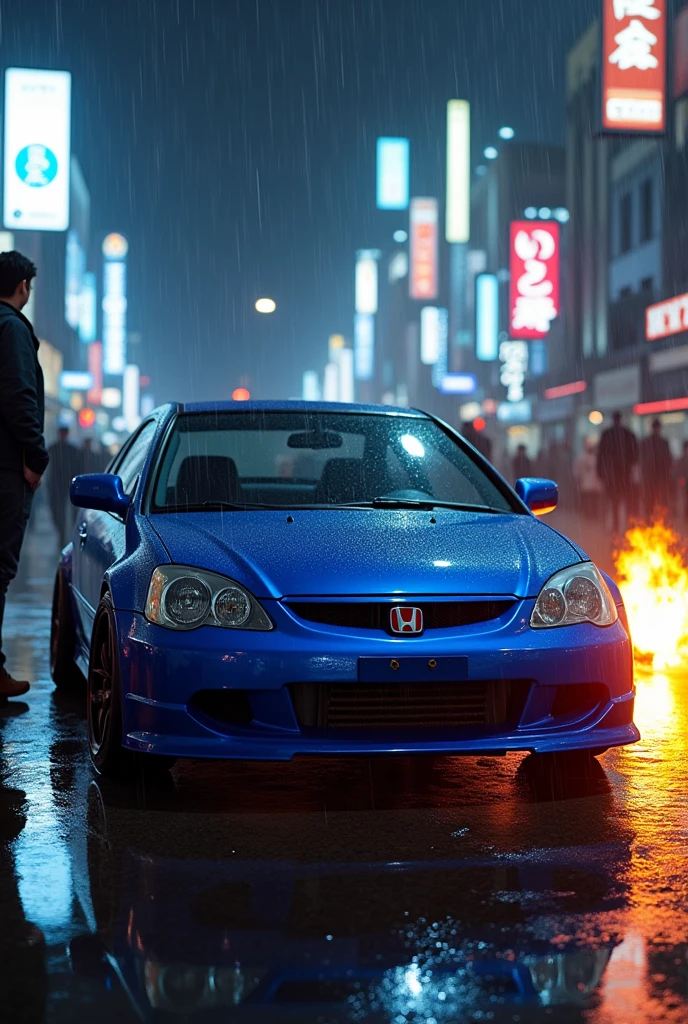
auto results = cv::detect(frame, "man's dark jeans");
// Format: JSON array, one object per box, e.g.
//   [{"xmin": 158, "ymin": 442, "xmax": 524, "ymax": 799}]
[{"xmin": 0, "ymin": 471, "xmax": 33, "ymax": 671}]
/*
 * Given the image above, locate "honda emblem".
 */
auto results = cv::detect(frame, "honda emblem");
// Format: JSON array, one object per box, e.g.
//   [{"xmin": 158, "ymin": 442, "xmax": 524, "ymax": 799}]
[{"xmin": 390, "ymin": 606, "xmax": 424, "ymax": 635}]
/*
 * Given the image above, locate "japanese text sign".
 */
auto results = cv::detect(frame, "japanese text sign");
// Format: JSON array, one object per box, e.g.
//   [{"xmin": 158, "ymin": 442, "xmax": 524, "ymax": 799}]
[
  {"xmin": 509, "ymin": 221, "xmax": 560, "ymax": 340},
  {"xmin": 410, "ymin": 198, "xmax": 439, "ymax": 301},
  {"xmin": 602, "ymin": 0, "xmax": 666, "ymax": 132}
]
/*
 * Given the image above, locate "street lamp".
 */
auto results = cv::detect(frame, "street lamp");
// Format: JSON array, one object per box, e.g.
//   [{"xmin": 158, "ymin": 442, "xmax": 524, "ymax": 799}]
[{"xmin": 255, "ymin": 297, "xmax": 276, "ymax": 314}]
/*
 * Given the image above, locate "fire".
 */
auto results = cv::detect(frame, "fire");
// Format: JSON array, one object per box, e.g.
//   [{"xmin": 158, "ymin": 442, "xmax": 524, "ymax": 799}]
[{"xmin": 614, "ymin": 520, "xmax": 688, "ymax": 670}]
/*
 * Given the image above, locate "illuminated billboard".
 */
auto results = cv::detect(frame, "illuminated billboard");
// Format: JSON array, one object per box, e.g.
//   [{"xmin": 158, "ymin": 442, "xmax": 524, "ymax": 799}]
[
  {"xmin": 445, "ymin": 100, "xmax": 470, "ymax": 243},
  {"xmin": 354, "ymin": 313, "xmax": 375, "ymax": 380},
  {"xmin": 509, "ymin": 221, "xmax": 560, "ymax": 339},
  {"xmin": 475, "ymin": 273, "xmax": 499, "ymax": 361},
  {"xmin": 376, "ymin": 138, "xmax": 410, "ymax": 210},
  {"xmin": 602, "ymin": 0, "xmax": 666, "ymax": 133},
  {"xmin": 79, "ymin": 272, "xmax": 97, "ymax": 344},
  {"xmin": 87, "ymin": 342, "xmax": 103, "ymax": 406},
  {"xmin": 102, "ymin": 233, "xmax": 128, "ymax": 374},
  {"xmin": 420, "ymin": 306, "xmax": 440, "ymax": 365},
  {"xmin": 4, "ymin": 68, "xmax": 71, "ymax": 231},
  {"xmin": 410, "ymin": 198, "xmax": 438, "ymax": 301},
  {"xmin": 355, "ymin": 252, "xmax": 378, "ymax": 315},
  {"xmin": 65, "ymin": 229, "xmax": 85, "ymax": 329},
  {"xmin": 302, "ymin": 370, "xmax": 321, "ymax": 401},
  {"xmin": 123, "ymin": 364, "xmax": 140, "ymax": 432}
]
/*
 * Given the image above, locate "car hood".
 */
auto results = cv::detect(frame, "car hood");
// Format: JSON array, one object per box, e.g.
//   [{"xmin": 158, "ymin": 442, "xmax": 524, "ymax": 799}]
[{"xmin": 147, "ymin": 509, "xmax": 581, "ymax": 600}]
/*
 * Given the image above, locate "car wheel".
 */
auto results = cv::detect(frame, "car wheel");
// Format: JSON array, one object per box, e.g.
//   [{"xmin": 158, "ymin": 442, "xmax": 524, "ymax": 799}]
[
  {"xmin": 50, "ymin": 570, "xmax": 84, "ymax": 690},
  {"xmin": 87, "ymin": 594, "xmax": 175, "ymax": 783},
  {"xmin": 529, "ymin": 750, "xmax": 600, "ymax": 775}
]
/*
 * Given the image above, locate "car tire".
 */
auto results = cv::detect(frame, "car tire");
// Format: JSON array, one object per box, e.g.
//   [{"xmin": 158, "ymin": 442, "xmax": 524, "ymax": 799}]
[
  {"xmin": 50, "ymin": 570, "xmax": 84, "ymax": 690},
  {"xmin": 529, "ymin": 750, "xmax": 600, "ymax": 775},
  {"xmin": 87, "ymin": 593, "xmax": 175, "ymax": 784}
]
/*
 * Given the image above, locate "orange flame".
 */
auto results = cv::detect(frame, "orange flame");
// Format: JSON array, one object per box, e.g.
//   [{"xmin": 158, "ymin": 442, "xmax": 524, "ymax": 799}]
[{"xmin": 614, "ymin": 520, "xmax": 688, "ymax": 670}]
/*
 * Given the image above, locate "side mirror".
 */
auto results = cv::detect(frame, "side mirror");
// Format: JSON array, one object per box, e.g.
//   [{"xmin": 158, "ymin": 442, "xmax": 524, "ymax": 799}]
[
  {"xmin": 515, "ymin": 477, "xmax": 558, "ymax": 516},
  {"xmin": 70, "ymin": 474, "xmax": 131, "ymax": 517}
]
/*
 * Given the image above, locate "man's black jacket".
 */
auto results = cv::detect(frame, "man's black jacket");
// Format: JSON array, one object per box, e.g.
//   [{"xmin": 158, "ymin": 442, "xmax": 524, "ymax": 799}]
[{"xmin": 0, "ymin": 300, "xmax": 49, "ymax": 476}]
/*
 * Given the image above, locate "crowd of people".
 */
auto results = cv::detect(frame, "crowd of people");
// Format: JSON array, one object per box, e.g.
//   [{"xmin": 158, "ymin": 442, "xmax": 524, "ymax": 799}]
[{"xmin": 509, "ymin": 411, "xmax": 684, "ymax": 533}]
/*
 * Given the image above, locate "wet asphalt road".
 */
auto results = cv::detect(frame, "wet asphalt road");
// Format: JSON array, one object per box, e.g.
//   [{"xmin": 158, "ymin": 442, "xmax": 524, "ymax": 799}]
[{"xmin": 0, "ymin": 508, "xmax": 687, "ymax": 1023}]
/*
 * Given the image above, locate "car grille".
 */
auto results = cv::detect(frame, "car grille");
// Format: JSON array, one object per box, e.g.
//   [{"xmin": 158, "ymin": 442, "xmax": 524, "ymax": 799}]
[
  {"xmin": 290, "ymin": 680, "xmax": 532, "ymax": 730},
  {"xmin": 285, "ymin": 600, "xmax": 514, "ymax": 633}
]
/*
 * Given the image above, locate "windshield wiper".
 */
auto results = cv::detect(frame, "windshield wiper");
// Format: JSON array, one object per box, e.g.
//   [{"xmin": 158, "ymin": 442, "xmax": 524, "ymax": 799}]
[{"xmin": 338, "ymin": 497, "xmax": 507, "ymax": 513}]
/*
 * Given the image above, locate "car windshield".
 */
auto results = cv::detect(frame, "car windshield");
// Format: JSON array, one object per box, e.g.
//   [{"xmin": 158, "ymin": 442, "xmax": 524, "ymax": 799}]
[{"xmin": 150, "ymin": 411, "xmax": 517, "ymax": 513}]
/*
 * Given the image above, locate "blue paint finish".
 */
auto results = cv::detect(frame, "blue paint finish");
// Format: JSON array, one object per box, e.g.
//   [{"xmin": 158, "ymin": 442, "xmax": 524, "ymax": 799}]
[{"xmin": 64, "ymin": 400, "xmax": 639, "ymax": 763}]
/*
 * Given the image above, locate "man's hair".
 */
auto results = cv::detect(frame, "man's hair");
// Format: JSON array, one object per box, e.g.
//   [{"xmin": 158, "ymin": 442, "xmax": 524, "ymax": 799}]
[
  {"xmin": 652, "ymin": 418, "xmax": 661, "ymax": 430},
  {"xmin": 0, "ymin": 250, "xmax": 37, "ymax": 298},
  {"xmin": 612, "ymin": 411, "xmax": 622, "ymax": 424}
]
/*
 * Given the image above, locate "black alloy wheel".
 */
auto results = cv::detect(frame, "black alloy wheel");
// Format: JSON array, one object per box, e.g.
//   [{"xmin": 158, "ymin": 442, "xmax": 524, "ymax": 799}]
[
  {"xmin": 87, "ymin": 593, "xmax": 175, "ymax": 783},
  {"xmin": 50, "ymin": 570, "xmax": 84, "ymax": 690}
]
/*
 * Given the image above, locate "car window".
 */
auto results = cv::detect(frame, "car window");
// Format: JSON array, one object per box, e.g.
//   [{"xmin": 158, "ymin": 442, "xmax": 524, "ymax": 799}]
[
  {"xmin": 117, "ymin": 421, "xmax": 157, "ymax": 495},
  {"xmin": 151, "ymin": 411, "xmax": 516, "ymax": 513}
]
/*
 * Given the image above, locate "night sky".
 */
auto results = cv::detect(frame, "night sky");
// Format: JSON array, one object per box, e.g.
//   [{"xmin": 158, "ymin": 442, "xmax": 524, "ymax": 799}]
[{"xmin": 0, "ymin": 0, "xmax": 598, "ymax": 403}]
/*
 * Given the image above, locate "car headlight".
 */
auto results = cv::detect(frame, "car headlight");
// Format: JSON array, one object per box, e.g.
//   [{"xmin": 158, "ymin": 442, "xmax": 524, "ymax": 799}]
[
  {"xmin": 145, "ymin": 565, "xmax": 273, "ymax": 631},
  {"xmin": 531, "ymin": 562, "xmax": 618, "ymax": 629}
]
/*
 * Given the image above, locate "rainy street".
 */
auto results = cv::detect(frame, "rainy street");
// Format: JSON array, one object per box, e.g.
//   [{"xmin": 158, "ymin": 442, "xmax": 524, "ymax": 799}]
[
  {"xmin": 0, "ymin": 510, "xmax": 685, "ymax": 1023},
  {"xmin": 3, "ymin": 1, "xmax": 688, "ymax": 1022}
]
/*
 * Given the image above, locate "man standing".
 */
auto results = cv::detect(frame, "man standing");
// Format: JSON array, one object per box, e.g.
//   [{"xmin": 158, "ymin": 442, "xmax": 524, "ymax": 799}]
[
  {"xmin": 0, "ymin": 252, "xmax": 48, "ymax": 700},
  {"xmin": 639, "ymin": 418, "xmax": 674, "ymax": 520},
  {"xmin": 597, "ymin": 411, "xmax": 639, "ymax": 535},
  {"xmin": 47, "ymin": 426, "xmax": 80, "ymax": 546}
]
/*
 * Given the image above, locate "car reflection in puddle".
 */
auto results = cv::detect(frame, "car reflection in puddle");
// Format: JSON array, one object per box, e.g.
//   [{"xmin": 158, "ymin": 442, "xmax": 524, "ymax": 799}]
[{"xmin": 67, "ymin": 757, "xmax": 634, "ymax": 1022}]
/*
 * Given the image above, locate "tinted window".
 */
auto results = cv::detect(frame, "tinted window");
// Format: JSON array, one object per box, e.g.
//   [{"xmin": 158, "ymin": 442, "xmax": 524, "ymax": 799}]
[
  {"xmin": 151, "ymin": 411, "xmax": 515, "ymax": 513},
  {"xmin": 118, "ymin": 421, "xmax": 157, "ymax": 494}
]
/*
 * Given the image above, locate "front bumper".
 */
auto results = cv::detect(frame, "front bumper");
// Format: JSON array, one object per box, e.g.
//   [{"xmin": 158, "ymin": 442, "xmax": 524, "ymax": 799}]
[{"xmin": 115, "ymin": 602, "xmax": 638, "ymax": 760}]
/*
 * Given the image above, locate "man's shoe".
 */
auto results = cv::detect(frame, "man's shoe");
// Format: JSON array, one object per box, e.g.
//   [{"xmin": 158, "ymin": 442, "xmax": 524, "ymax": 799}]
[{"xmin": 0, "ymin": 669, "xmax": 30, "ymax": 702}]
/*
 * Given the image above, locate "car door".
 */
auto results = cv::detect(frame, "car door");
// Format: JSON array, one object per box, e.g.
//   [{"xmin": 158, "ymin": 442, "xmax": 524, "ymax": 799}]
[{"xmin": 72, "ymin": 420, "xmax": 158, "ymax": 646}]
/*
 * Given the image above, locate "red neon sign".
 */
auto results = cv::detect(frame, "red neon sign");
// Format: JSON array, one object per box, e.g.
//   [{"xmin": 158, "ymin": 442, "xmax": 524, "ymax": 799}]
[
  {"xmin": 634, "ymin": 397, "xmax": 688, "ymax": 415},
  {"xmin": 409, "ymin": 198, "xmax": 438, "ymax": 301},
  {"xmin": 543, "ymin": 380, "xmax": 587, "ymax": 400},
  {"xmin": 602, "ymin": 0, "xmax": 666, "ymax": 133},
  {"xmin": 87, "ymin": 342, "xmax": 103, "ymax": 406},
  {"xmin": 509, "ymin": 221, "xmax": 560, "ymax": 340}
]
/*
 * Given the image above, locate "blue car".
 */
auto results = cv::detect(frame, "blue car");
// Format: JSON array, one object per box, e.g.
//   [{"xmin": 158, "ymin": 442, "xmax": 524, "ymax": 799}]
[{"xmin": 50, "ymin": 402, "xmax": 639, "ymax": 780}]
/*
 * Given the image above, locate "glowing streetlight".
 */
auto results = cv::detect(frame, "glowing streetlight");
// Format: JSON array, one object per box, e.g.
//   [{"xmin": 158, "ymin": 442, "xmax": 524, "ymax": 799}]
[{"xmin": 255, "ymin": 297, "xmax": 276, "ymax": 314}]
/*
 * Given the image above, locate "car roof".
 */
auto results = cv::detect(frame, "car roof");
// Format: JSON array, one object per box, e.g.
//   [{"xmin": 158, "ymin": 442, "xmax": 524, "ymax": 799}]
[{"xmin": 178, "ymin": 400, "xmax": 429, "ymax": 418}]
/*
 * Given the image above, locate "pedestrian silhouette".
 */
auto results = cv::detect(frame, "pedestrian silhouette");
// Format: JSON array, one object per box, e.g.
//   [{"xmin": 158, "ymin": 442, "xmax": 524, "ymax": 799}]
[{"xmin": 596, "ymin": 411, "xmax": 639, "ymax": 535}]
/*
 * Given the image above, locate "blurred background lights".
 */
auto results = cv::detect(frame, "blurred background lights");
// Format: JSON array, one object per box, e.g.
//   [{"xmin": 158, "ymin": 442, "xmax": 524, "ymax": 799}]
[
  {"xmin": 484, "ymin": 146, "xmax": 498, "ymax": 160},
  {"xmin": 255, "ymin": 297, "xmax": 276, "ymax": 314},
  {"xmin": 538, "ymin": 207, "xmax": 552, "ymax": 219},
  {"xmin": 589, "ymin": 410, "xmax": 604, "ymax": 425},
  {"xmin": 524, "ymin": 207, "xmax": 537, "ymax": 219},
  {"xmin": 393, "ymin": 229, "xmax": 408, "ymax": 243},
  {"xmin": 232, "ymin": 387, "xmax": 251, "ymax": 401},
  {"xmin": 498, "ymin": 126, "xmax": 515, "ymax": 140}
]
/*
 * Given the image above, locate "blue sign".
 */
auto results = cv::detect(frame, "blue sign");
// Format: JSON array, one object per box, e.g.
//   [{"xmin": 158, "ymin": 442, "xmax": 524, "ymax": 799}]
[
  {"xmin": 354, "ymin": 314, "xmax": 375, "ymax": 381},
  {"xmin": 476, "ymin": 274, "xmax": 499, "ymax": 361},
  {"xmin": 376, "ymin": 138, "xmax": 410, "ymax": 210},
  {"xmin": 439, "ymin": 373, "xmax": 477, "ymax": 395},
  {"xmin": 79, "ymin": 272, "xmax": 97, "ymax": 344},
  {"xmin": 15, "ymin": 144, "xmax": 58, "ymax": 187},
  {"xmin": 497, "ymin": 399, "xmax": 532, "ymax": 423}
]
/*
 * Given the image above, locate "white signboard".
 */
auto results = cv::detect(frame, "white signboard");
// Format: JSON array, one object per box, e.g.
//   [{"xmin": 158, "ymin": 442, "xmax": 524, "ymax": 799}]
[
  {"xmin": 102, "ymin": 234, "xmax": 129, "ymax": 375},
  {"xmin": 4, "ymin": 68, "xmax": 71, "ymax": 231}
]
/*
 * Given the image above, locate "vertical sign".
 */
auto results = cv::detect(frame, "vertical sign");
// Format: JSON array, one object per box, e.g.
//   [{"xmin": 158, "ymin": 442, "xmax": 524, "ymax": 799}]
[
  {"xmin": 79, "ymin": 272, "xmax": 97, "ymax": 344},
  {"xmin": 409, "ymin": 198, "xmax": 438, "ymax": 301},
  {"xmin": 431, "ymin": 308, "xmax": 449, "ymax": 388},
  {"xmin": 354, "ymin": 313, "xmax": 375, "ymax": 380},
  {"xmin": 65, "ymin": 229, "xmax": 85, "ymax": 328},
  {"xmin": 420, "ymin": 306, "xmax": 440, "ymax": 365},
  {"xmin": 323, "ymin": 362, "xmax": 339, "ymax": 402},
  {"xmin": 376, "ymin": 138, "xmax": 410, "ymax": 210},
  {"xmin": 445, "ymin": 100, "xmax": 470, "ymax": 243},
  {"xmin": 302, "ymin": 370, "xmax": 321, "ymax": 401},
  {"xmin": 476, "ymin": 273, "xmax": 499, "ymax": 361},
  {"xmin": 509, "ymin": 221, "xmax": 560, "ymax": 339},
  {"xmin": 87, "ymin": 342, "xmax": 103, "ymax": 405},
  {"xmin": 675, "ymin": 6, "xmax": 688, "ymax": 98},
  {"xmin": 602, "ymin": 0, "xmax": 666, "ymax": 132},
  {"xmin": 123, "ymin": 364, "xmax": 140, "ymax": 432},
  {"xmin": 102, "ymin": 233, "xmax": 129, "ymax": 374},
  {"xmin": 4, "ymin": 69, "xmax": 71, "ymax": 231},
  {"xmin": 355, "ymin": 252, "xmax": 379, "ymax": 314},
  {"xmin": 337, "ymin": 348, "xmax": 355, "ymax": 403}
]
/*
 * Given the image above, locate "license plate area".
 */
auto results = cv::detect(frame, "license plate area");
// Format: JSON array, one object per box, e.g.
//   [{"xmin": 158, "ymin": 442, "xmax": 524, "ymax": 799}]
[{"xmin": 358, "ymin": 656, "xmax": 468, "ymax": 683}]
